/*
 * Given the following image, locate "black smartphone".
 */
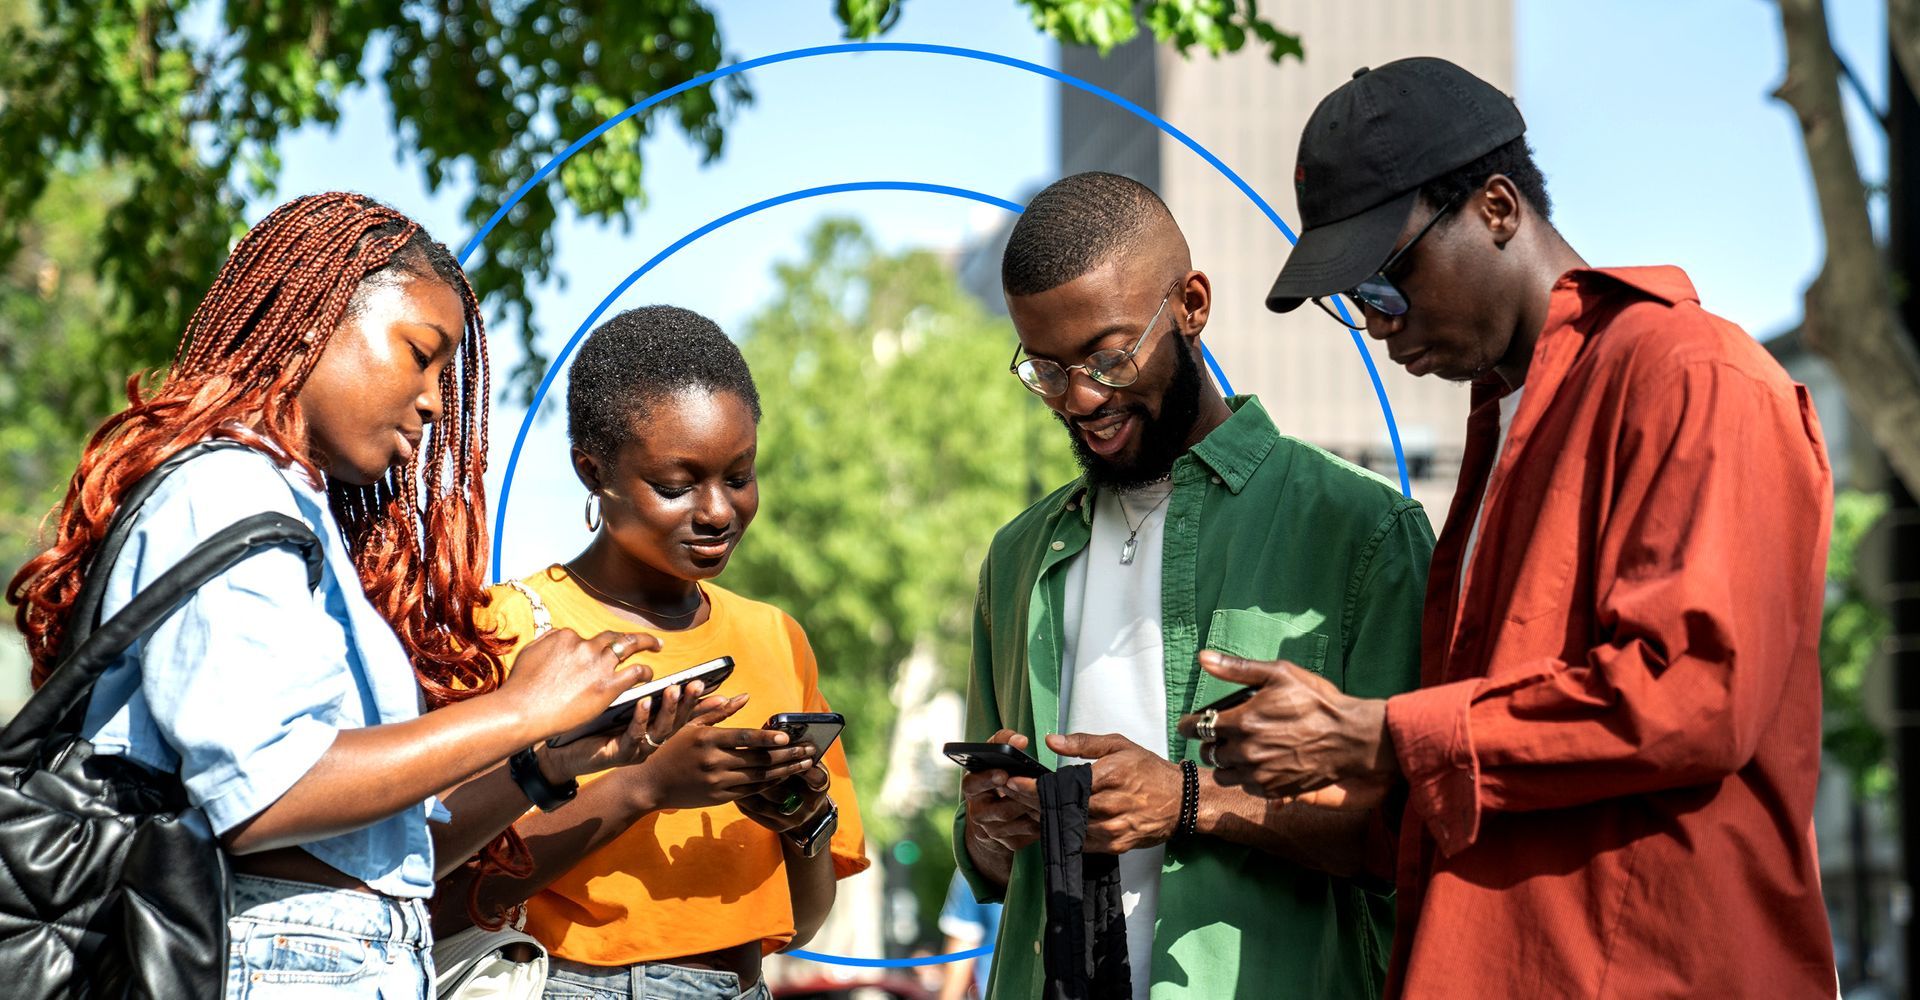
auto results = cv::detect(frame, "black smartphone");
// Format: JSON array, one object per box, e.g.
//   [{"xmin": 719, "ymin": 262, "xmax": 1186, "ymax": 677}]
[
  {"xmin": 1196, "ymin": 686, "xmax": 1256, "ymax": 714},
  {"xmin": 943, "ymin": 741, "xmax": 1052, "ymax": 778},
  {"xmin": 765, "ymin": 712, "xmax": 845, "ymax": 758},
  {"xmin": 547, "ymin": 655, "xmax": 735, "ymax": 748}
]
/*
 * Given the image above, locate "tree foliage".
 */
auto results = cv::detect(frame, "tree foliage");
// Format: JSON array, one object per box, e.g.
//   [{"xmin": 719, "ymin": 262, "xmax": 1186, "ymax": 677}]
[
  {"xmin": 1822, "ymin": 491, "xmax": 1893, "ymax": 800},
  {"xmin": 725, "ymin": 218, "xmax": 1076, "ymax": 836}
]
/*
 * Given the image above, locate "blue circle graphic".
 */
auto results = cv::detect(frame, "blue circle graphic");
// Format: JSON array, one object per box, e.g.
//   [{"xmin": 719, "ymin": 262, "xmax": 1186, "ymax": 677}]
[
  {"xmin": 462, "ymin": 42, "xmax": 1405, "ymax": 971},
  {"xmin": 456, "ymin": 41, "xmax": 1408, "ymax": 498}
]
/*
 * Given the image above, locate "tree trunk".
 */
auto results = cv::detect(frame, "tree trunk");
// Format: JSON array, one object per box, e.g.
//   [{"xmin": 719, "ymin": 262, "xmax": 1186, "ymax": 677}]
[{"xmin": 1775, "ymin": 0, "xmax": 1920, "ymax": 496}]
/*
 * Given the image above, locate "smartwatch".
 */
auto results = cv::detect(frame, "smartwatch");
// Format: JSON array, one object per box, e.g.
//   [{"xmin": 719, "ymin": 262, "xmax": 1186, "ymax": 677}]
[
  {"xmin": 787, "ymin": 802, "xmax": 839, "ymax": 859},
  {"xmin": 509, "ymin": 747, "xmax": 578, "ymax": 812}
]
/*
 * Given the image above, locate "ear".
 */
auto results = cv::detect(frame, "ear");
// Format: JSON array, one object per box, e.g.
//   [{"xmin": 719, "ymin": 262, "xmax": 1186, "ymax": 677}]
[
  {"xmin": 1480, "ymin": 175, "xmax": 1525, "ymax": 249},
  {"xmin": 1176, "ymin": 269, "xmax": 1212, "ymax": 341},
  {"xmin": 572, "ymin": 447, "xmax": 606, "ymax": 494}
]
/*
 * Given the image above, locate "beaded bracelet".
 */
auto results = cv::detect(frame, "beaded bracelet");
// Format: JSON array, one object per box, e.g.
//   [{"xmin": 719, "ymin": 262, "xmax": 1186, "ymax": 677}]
[{"xmin": 1176, "ymin": 759, "xmax": 1201, "ymax": 839}]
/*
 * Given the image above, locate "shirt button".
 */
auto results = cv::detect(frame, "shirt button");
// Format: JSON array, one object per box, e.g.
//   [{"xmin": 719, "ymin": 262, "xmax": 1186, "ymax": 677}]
[
  {"xmin": 1050, "ymin": 541, "xmax": 1065, "ymax": 551},
  {"xmin": 1211, "ymin": 475, "xmax": 1222, "ymax": 485},
  {"xmin": 1066, "ymin": 500, "xmax": 1078, "ymax": 511},
  {"xmin": 1034, "ymin": 940, "xmax": 1043, "ymax": 955}
]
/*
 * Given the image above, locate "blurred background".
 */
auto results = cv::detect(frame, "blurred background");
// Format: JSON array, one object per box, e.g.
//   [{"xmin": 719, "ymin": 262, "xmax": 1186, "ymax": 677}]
[{"xmin": 2, "ymin": 1, "xmax": 1913, "ymax": 997}]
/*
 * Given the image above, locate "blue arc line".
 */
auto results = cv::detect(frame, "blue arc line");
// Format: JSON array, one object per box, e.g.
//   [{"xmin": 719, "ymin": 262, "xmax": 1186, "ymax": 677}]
[
  {"xmin": 788, "ymin": 944, "xmax": 992, "ymax": 969},
  {"xmin": 458, "ymin": 41, "xmax": 1409, "ymax": 496},
  {"xmin": 490, "ymin": 181, "xmax": 1016, "ymax": 582}
]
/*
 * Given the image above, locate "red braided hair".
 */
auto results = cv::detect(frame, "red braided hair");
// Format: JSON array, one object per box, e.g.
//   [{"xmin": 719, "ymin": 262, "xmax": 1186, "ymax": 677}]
[{"xmin": 6, "ymin": 191, "xmax": 529, "ymax": 925}]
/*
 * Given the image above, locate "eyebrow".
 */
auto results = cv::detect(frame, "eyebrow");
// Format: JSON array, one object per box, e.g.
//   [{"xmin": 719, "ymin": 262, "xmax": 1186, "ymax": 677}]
[{"xmin": 1020, "ymin": 322, "xmax": 1136, "ymax": 363}]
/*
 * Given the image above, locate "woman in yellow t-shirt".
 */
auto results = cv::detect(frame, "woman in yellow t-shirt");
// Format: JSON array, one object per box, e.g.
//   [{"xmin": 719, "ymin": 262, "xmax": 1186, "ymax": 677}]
[{"xmin": 462, "ymin": 305, "xmax": 868, "ymax": 1000}]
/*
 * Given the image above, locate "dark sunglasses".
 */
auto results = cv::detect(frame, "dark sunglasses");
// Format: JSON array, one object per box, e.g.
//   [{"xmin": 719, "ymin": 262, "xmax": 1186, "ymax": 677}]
[{"xmin": 1312, "ymin": 194, "xmax": 1461, "ymax": 331}]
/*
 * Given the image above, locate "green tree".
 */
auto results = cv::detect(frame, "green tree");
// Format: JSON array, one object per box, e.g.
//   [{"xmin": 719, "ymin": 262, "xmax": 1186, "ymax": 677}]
[
  {"xmin": 726, "ymin": 218, "xmax": 1076, "ymax": 848},
  {"xmin": 1822, "ymin": 490, "xmax": 1893, "ymax": 800},
  {"xmin": 0, "ymin": 0, "xmax": 1298, "ymax": 582}
]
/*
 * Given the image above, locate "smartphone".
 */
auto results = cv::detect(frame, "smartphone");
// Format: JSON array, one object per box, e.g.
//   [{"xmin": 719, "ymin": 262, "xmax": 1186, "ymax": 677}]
[
  {"xmin": 943, "ymin": 741, "xmax": 1052, "ymax": 778},
  {"xmin": 547, "ymin": 655, "xmax": 735, "ymax": 748},
  {"xmin": 1196, "ymin": 686, "xmax": 1256, "ymax": 714},
  {"xmin": 765, "ymin": 712, "xmax": 845, "ymax": 758}
]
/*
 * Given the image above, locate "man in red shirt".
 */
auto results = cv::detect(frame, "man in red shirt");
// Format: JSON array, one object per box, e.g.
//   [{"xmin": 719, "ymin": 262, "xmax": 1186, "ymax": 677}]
[{"xmin": 1179, "ymin": 57, "xmax": 1839, "ymax": 997}]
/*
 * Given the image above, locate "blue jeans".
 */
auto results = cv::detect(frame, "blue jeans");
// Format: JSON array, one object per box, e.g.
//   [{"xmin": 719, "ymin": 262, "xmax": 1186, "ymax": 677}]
[
  {"xmin": 225, "ymin": 873, "xmax": 434, "ymax": 998},
  {"xmin": 544, "ymin": 956, "xmax": 773, "ymax": 999}
]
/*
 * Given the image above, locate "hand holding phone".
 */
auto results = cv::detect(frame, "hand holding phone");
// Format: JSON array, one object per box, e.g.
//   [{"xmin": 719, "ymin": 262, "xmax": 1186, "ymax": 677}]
[
  {"xmin": 955, "ymin": 730, "xmax": 1045, "ymax": 859},
  {"xmin": 1196, "ymin": 686, "xmax": 1256, "ymax": 715},
  {"xmin": 547, "ymin": 655, "xmax": 736, "ymax": 748}
]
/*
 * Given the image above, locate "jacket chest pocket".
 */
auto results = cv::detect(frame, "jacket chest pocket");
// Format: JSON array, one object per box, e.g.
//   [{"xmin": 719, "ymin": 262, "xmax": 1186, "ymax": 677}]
[{"xmin": 1193, "ymin": 608, "xmax": 1335, "ymax": 709}]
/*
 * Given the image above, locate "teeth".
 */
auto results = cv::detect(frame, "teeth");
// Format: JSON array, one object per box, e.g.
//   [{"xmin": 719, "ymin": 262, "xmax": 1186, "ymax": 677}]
[{"xmin": 1087, "ymin": 418, "xmax": 1124, "ymax": 442}]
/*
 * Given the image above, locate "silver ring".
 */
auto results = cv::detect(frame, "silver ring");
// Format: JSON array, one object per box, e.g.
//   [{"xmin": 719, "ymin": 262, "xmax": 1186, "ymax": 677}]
[
  {"xmin": 1196, "ymin": 709, "xmax": 1219, "ymax": 744},
  {"xmin": 640, "ymin": 732, "xmax": 662, "ymax": 751},
  {"xmin": 1200, "ymin": 740, "xmax": 1218, "ymax": 767},
  {"xmin": 608, "ymin": 638, "xmax": 631, "ymax": 659}
]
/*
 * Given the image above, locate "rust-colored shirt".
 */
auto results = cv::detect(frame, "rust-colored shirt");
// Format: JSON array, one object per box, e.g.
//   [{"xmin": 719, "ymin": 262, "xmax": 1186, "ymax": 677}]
[{"xmin": 1383, "ymin": 267, "xmax": 1838, "ymax": 998}]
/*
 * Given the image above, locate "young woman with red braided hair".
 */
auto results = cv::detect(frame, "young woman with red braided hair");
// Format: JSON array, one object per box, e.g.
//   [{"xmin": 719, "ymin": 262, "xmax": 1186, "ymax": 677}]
[{"xmin": 5, "ymin": 192, "xmax": 707, "ymax": 998}]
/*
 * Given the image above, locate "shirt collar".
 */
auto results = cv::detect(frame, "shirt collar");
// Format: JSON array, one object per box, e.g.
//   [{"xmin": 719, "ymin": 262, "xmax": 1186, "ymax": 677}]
[
  {"xmin": 1050, "ymin": 394, "xmax": 1279, "ymax": 523},
  {"xmin": 1552, "ymin": 265, "xmax": 1699, "ymax": 309}
]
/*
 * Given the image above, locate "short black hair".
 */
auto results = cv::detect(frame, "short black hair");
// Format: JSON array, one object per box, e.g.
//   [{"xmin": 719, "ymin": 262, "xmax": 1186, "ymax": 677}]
[
  {"xmin": 1002, "ymin": 171, "xmax": 1174, "ymax": 296},
  {"xmin": 1418, "ymin": 136, "xmax": 1553, "ymax": 222},
  {"xmin": 566, "ymin": 304, "xmax": 761, "ymax": 464}
]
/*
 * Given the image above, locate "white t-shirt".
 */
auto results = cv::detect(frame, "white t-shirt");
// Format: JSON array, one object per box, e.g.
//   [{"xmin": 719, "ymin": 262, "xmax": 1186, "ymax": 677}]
[
  {"xmin": 1460, "ymin": 387, "xmax": 1525, "ymax": 589},
  {"xmin": 1058, "ymin": 480, "xmax": 1174, "ymax": 1000}
]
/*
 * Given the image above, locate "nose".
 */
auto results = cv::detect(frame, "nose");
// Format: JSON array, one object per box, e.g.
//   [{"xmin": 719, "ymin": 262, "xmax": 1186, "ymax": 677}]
[
  {"xmin": 692, "ymin": 485, "xmax": 734, "ymax": 533},
  {"xmin": 1055, "ymin": 367, "xmax": 1115, "ymax": 418},
  {"xmin": 416, "ymin": 375, "xmax": 444, "ymax": 426},
  {"xmin": 1361, "ymin": 306, "xmax": 1404, "ymax": 341}
]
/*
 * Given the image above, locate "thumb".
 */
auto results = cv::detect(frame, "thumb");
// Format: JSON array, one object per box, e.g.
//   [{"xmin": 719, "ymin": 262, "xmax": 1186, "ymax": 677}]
[
  {"xmin": 1047, "ymin": 732, "xmax": 1130, "ymax": 760},
  {"xmin": 692, "ymin": 692, "xmax": 750, "ymax": 727},
  {"xmin": 1198, "ymin": 650, "xmax": 1293, "ymax": 689}
]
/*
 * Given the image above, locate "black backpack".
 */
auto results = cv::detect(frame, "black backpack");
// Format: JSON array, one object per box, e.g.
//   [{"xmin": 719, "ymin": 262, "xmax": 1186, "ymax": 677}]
[{"xmin": 0, "ymin": 441, "xmax": 322, "ymax": 998}]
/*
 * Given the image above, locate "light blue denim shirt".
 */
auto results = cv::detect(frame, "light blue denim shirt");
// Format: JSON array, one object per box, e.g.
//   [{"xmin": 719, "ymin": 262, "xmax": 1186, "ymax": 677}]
[{"xmin": 81, "ymin": 444, "xmax": 448, "ymax": 897}]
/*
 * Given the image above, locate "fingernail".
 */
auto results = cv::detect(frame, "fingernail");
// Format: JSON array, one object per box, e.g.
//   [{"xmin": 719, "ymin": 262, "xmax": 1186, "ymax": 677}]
[{"xmin": 773, "ymin": 733, "xmax": 789, "ymax": 745}]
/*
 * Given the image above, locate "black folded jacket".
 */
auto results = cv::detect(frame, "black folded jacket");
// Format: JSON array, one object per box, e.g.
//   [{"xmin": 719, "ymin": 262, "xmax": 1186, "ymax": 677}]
[{"xmin": 1039, "ymin": 763, "xmax": 1132, "ymax": 1000}]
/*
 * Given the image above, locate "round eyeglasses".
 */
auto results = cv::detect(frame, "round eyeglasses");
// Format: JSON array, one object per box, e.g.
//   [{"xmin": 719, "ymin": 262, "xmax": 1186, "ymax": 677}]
[{"xmin": 1009, "ymin": 281, "xmax": 1181, "ymax": 399}]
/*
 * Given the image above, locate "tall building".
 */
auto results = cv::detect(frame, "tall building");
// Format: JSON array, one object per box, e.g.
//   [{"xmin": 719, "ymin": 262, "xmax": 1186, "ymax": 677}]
[{"xmin": 1056, "ymin": 3, "xmax": 1516, "ymax": 511}]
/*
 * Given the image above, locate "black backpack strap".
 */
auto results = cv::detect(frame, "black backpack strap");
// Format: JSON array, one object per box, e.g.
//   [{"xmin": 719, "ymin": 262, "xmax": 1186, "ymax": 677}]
[
  {"xmin": 0, "ymin": 442, "xmax": 326, "ymax": 765},
  {"xmin": 57, "ymin": 439, "xmax": 267, "ymax": 660},
  {"xmin": 1, "ymin": 512, "xmax": 322, "ymax": 764}
]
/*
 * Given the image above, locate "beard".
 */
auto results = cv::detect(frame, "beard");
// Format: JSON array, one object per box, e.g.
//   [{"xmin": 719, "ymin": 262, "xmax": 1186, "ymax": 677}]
[{"xmin": 1057, "ymin": 337, "xmax": 1205, "ymax": 491}]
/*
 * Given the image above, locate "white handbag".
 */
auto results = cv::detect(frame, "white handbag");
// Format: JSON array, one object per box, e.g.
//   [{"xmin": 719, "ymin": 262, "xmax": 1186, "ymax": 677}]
[
  {"xmin": 432, "ymin": 580, "xmax": 556, "ymax": 999},
  {"xmin": 432, "ymin": 921, "xmax": 548, "ymax": 999}
]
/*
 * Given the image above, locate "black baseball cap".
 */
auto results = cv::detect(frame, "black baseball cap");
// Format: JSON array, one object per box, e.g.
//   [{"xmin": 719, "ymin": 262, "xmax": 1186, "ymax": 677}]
[{"xmin": 1266, "ymin": 57, "xmax": 1526, "ymax": 313}]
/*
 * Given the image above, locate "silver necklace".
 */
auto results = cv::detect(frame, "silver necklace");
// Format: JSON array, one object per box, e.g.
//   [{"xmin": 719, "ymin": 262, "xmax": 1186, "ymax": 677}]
[
  {"xmin": 1111, "ymin": 483, "xmax": 1172, "ymax": 565},
  {"xmin": 565, "ymin": 563, "xmax": 706, "ymax": 629}
]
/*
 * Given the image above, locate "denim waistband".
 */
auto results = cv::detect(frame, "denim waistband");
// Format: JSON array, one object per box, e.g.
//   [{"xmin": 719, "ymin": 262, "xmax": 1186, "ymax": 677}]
[
  {"xmin": 229, "ymin": 872, "xmax": 431, "ymax": 950},
  {"xmin": 548, "ymin": 956, "xmax": 749, "ymax": 998}
]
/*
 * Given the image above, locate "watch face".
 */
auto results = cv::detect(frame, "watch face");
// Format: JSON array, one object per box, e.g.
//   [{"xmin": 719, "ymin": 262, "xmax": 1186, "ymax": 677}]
[{"xmin": 804, "ymin": 807, "xmax": 839, "ymax": 858}]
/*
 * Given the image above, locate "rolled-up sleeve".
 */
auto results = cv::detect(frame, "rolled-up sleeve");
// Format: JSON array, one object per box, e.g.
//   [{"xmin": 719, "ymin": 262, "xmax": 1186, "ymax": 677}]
[
  {"xmin": 126, "ymin": 455, "xmax": 353, "ymax": 835},
  {"xmin": 1388, "ymin": 362, "xmax": 1831, "ymax": 856}
]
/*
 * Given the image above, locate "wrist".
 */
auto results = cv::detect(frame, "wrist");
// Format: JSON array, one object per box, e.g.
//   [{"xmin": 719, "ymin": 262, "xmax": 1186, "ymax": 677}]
[
  {"xmin": 618, "ymin": 767, "xmax": 663, "ymax": 815},
  {"xmin": 535, "ymin": 744, "xmax": 574, "ymax": 785},
  {"xmin": 488, "ymin": 686, "xmax": 546, "ymax": 750},
  {"xmin": 1353, "ymin": 697, "xmax": 1398, "ymax": 781}
]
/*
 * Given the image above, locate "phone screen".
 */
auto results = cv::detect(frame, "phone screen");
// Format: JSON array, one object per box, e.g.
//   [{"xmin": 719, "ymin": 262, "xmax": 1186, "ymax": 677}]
[{"xmin": 766, "ymin": 713, "xmax": 844, "ymax": 758}]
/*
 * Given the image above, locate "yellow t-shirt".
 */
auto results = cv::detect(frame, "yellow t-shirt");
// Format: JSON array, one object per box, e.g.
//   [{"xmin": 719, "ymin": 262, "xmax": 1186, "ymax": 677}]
[{"xmin": 478, "ymin": 565, "xmax": 870, "ymax": 965}]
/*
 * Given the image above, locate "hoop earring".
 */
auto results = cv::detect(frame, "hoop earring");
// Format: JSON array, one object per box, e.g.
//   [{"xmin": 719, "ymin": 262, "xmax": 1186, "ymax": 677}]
[{"xmin": 583, "ymin": 492, "xmax": 603, "ymax": 532}]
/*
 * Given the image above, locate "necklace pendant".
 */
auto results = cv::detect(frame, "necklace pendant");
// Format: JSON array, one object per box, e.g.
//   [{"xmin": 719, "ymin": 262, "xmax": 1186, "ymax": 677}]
[{"xmin": 1121, "ymin": 535, "xmax": 1138, "ymax": 565}]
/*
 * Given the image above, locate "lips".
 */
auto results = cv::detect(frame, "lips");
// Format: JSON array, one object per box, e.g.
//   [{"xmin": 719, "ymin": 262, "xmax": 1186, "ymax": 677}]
[
  {"xmin": 394, "ymin": 429, "xmax": 421, "ymax": 463},
  {"xmin": 1074, "ymin": 410, "xmax": 1137, "ymax": 458},
  {"xmin": 684, "ymin": 535, "xmax": 736, "ymax": 560}
]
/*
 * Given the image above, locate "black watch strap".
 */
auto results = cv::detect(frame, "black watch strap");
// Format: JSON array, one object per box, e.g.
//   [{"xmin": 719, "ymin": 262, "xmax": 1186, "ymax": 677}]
[
  {"xmin": 509, "ymin": 747, "xmax": 578, "ymax": 812},
  {"xmin": 789, "ymin": 802, "xmax": 838, "ymax": 858}
]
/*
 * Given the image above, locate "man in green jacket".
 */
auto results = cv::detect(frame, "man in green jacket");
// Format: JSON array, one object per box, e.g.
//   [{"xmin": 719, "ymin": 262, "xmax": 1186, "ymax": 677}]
[{"xmin": 953, "ymin": 171, "xmax": 1433, "ymax": 1000}]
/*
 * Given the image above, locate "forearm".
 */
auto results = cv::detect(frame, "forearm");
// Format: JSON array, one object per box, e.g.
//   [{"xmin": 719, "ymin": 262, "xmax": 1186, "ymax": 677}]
[
  {"xmin": 781, "ymin": 840, "xmax": 837, "ymax": 950},
  {"xmin": 223, "ymin": 692, "xmax": 539, "ymax": 855},
  {"xmin": 1194, "ymin": 771, "xmax": 1372, "ymax": 877}
]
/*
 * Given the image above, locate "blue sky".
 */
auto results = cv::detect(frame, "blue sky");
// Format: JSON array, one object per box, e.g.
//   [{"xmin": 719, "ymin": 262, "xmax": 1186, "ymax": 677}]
[{"xmin": 260, "ymin": 0, "xmax": 1888, "ymax": 577}]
